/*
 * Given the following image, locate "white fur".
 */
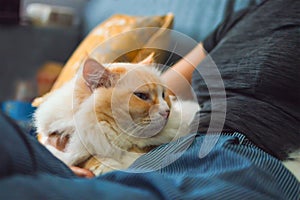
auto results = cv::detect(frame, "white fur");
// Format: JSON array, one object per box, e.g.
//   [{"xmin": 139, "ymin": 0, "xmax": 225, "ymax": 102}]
[
  {"xmin": 34, "ymin": 62, "xmax": 200, "ymax": 175},
  {"xmin": 34, "ymin": 80, "xmax": 76, "ymax": 143},
  {"xmin": 283, "ymin": 151, "xmax": 300, "ymax": 182}
]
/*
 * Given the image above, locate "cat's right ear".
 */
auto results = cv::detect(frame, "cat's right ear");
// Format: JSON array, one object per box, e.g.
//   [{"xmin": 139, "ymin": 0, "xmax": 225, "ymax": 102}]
[{"xmin": 83, "ymin": 58, "xmax": 118, "ymax": 90}]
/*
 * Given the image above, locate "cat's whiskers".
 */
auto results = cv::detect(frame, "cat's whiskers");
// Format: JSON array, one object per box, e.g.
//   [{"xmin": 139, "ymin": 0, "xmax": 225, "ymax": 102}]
[
  {"xmin": 109, "ymin": 121, "xmax": 155, "ymax": 150},
  {"xmin": 121, "ymin": 121, "xmax": 148, "ymax": 134},
  {"xmin": 142, "ymin": 116, "xmax": 163, "ymax": 123}
]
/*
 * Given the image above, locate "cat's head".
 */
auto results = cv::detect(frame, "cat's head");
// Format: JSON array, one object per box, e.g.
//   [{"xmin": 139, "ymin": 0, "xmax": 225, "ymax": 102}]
[{"xmin": 82, "ymin": 58, "xmax": 171, "ymax": 139}]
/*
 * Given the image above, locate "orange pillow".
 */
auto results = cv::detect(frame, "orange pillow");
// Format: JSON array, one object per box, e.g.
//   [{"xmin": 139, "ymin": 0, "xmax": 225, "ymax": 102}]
[{"xmin": 32, "ymin": 13, "xmax": 173, "ymax": 107}]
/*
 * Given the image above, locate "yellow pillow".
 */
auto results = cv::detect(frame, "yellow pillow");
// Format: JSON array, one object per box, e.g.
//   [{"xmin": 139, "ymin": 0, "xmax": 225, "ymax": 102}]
[{"xmin": 32, "ymin": 13, "xmax": 173, "ymax": 107}]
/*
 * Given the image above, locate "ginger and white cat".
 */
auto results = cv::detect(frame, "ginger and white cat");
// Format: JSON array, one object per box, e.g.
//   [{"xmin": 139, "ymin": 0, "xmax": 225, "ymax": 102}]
[{"xmin": 34, "ymin": 58, "xmax": 199, "ymax": 175}]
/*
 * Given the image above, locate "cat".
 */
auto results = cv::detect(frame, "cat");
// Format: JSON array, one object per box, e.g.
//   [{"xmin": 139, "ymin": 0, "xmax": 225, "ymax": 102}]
[{"xmin": 34, "ymin": 57, "xmax": 199, "ymax": 175}]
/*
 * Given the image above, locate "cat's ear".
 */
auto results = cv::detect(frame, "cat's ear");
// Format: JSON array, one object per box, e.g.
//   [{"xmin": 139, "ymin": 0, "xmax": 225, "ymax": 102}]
[
  {"xmin": 83, "ymin": 58, "xmax": 118, "ymax": 90},
  {"xmin": 138, "ymin": 52, "xmax": 155, "ymax": 65}
]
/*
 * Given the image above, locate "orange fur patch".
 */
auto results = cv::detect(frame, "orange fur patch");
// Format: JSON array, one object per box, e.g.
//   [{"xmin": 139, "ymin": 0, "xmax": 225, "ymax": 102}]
[{"xmin": 110, "ymin": 67, "xmax": 127, "ymax": 74}]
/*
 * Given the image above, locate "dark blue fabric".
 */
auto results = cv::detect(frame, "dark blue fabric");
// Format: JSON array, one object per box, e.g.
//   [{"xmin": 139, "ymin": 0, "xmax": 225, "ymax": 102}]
[
  {"xmin": 0, "ymin": 112, "xmax": 299, "ymax": 199},
  {"xmin": 0, "ymin": 112, "xmax": 75, "ymax": 179}
]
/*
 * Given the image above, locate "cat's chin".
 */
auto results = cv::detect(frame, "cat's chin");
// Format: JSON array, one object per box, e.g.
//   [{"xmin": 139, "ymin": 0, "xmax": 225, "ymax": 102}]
[{"xmin": 124, "ymin": 118, "xmax": 168, "ymax": 139}]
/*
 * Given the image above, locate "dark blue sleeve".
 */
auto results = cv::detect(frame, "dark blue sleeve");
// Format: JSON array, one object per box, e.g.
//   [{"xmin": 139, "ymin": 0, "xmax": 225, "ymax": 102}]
[
  {"xmin": 0, "ymin": 112, "xmax": 74, "ymax": 179},
  {"xmin": 0, "ymin": 174, "xmax": 159, "ymax": 200}
]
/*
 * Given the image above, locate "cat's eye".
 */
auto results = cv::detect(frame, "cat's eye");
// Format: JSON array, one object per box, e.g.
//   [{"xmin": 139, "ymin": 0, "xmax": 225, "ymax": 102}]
[
  {"xmin": 134, "ymin": 92, "xmax": 150, "ymax": 101},
  {"xmin": 162, "ymin": 92, "xmax": 165, "ymax": 99}
]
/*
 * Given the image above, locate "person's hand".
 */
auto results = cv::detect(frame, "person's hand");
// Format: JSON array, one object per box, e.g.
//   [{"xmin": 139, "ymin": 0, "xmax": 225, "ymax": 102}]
[
  {"xmin": 45, "ymin": 133, "xmax": 95, "ymax": 178},
  {"xmin": 70, "ymin": 166, "xmax": 95, "ymax": 178}
]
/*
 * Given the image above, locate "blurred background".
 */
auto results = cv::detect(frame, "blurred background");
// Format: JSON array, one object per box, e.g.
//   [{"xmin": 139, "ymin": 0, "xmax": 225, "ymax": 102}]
[{"xmin": 0, "ymin": 0, "xmax": 259, "ymax": 134}]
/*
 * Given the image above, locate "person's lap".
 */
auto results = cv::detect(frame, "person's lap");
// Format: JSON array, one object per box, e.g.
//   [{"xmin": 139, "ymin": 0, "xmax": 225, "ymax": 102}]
[
  {"xmin": 0, "ymin": 111, "xmax": 299, "ymax": 199},
  {"xmin": 0, "ymin": 112, "xmax": 74, "ymax": 178}
]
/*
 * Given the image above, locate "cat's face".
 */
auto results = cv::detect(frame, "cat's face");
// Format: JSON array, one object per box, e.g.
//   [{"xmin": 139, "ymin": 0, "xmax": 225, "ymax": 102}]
[{"xmin": 82, "ymin": 59, "xmax": 171, "ymax": 138}]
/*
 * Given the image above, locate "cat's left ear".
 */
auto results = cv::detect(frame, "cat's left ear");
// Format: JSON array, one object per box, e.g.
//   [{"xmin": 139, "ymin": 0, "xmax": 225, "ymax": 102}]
[
  {"xmin": 138, "ymin": 52, "xmax": 155, "ymax": 65},
  {"xmin": 83, "ymin": 58, "xmax": 119, "ymax": 90}
]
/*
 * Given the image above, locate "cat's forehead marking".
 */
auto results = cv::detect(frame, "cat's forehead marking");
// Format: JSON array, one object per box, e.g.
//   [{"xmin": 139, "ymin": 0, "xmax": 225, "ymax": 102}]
[
  {"xmin": 106, "ymin": 63, "xmax": 160, "ymax": 77},
  {"xmin": 135, "ymin": 83, "xmax": 162, "ymax": 94},
  {"xmin": 105, "ymin": 63, "xmax": 165, "ymax": 95},
  {"xmin": 110, "ymin": 67, "xmax": 127, "ymax": 74}
]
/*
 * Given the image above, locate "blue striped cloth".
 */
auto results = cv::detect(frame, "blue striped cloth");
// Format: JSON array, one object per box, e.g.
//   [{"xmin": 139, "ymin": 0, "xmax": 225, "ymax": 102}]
[
  {"xmin": 104, "ymin": 133, "xmax": 300, "ymax": 199},
  {"xmin": 0, "ymin": 112, "xmax": 299, "ymax": 199}
]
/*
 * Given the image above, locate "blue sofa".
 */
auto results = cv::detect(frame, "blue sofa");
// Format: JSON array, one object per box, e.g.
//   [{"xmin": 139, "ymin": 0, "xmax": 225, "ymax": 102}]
[{"xmin": 83, "ymin": 0, "xmax": 260, "ymax": 42}]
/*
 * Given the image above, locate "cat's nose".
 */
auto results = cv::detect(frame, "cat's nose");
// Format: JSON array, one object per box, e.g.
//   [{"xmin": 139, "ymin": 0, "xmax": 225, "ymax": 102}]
[{"xmin": 159, "ymin": 109, "xmax": 170, "ymax": 119}]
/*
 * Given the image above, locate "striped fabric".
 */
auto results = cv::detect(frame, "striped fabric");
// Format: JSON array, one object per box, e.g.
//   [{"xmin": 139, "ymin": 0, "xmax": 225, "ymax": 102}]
[{"xmin": 106, "ymin": 132, "xmax": 300, "ymax": 200}]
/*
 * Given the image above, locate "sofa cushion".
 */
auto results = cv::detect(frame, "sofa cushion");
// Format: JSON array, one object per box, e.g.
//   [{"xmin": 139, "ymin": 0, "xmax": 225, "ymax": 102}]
[{"xmin": 32, "ymin": 13, "xmax": 173, "ymax": 106}]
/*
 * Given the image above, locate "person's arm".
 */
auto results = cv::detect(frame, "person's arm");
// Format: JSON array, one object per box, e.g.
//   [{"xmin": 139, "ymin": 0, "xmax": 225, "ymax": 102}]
[
  {"xmin": 161, "ymin": 8, "xmax": 253, "ymax": 99},
  {"xmin": 161, "ymin": 43, "xmax": 206, "ymax": 98}
]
